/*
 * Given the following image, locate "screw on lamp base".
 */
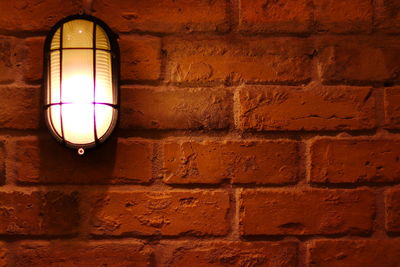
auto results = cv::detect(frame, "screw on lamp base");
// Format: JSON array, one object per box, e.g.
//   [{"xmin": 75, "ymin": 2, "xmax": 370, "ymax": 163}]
[{"xmin": 78, "ymin": 148, "xmax": 85, "ymax": 155}]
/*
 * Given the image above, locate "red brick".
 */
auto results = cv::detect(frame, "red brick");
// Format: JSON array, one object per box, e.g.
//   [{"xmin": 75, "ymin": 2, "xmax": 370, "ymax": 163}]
[
  {"xmin": 0, "ymin": 0, "xmax": 81, "ymax": 31},
  {"xmin": 314, "ymin": 0, "xmax": 372, "ymax": 33},
  {"xmin": 308, "ymin": 239, "xmax": 400, "ymax": 267},
  {"xmin": 0, "ymin": 37, "xmax": 14, "ymax": 84},
  {"xmin": 92, "ymin": 0, "xmax": 228, "ymax": 33},
  {"xmin": 161, "ymin": 241, "xmax": 298, "ymax": 267},
  {"xmin": 240, "ymin": 189, "xmax": 375, "ymax": 236},
  {"xmin": 375, "ymin": 0, "xmax": 400, "ymax": 33},
  {"xmin": 318, "ymin": 37, "xmax": 400, "ymax": 84},
  {"xmin": 12, "ymin": 136, "xmax": 153, "ymax": 184},
  {"xmin": 384, "ymin": 87, "xmax": 400, "ymax": 129},
  {"xmin": 164, "ymin": 37, "xmax": 312, "ymax": 84},
  {"xmin": 120, "ymin": 86, "xmax": 232, "ymax": 130},
  {"xmin": 239, "ymin": 0, "xmax": 312, "ymax": 33},
  {"xmin": 238, "ymin": 85, "xmax": 376, "ymax": 131},
  {"xmin": 15, "ymin": 37, "xmax": 44, "ymax": 83},
  {"xmin": 0, "ymin": 141, "xmax": 4, "ymax": 185},
  {"xmin": 120, "ymin": 35, "xmax": 161, "ymax": 81},
  {"xmin": 0, "ymin": 191, "xmax": 79, "ymax": 236},
  {"xmin": 311, "ymin": 139, "xmax": 400, "ymax": 184},
  {"xmin": 0, "ymin": 243, "xmax": 8, "ymax": 267},
  {"xmin": 163, "ymin": 140, "xmax": 299, "ymax": 185},
  {"xmin": 89, "ymin": 191, "xmax": 230, "ymax": 236},
  {"xmin": 385, "ymin": 189, "xmax": 400, "ymax": 233},
  {"xmin": 14, "ymin": 241, "xmax": 152, "ymax": 267},
  {"xmin": 0, "ymin": 86, "xmax": 40, "ymax": 129}
]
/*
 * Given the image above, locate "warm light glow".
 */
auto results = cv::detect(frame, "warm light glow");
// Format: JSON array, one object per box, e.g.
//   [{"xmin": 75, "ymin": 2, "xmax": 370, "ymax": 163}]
[{"xmin": 45, "ymin": 17, "xmax": 117, "ymax": 151}]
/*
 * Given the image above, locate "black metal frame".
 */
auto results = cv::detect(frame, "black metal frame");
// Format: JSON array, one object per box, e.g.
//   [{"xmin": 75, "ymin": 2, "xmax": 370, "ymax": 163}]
[{"xmin": 43, "ymin": 14, "xmax": 120, "ymax": 153}]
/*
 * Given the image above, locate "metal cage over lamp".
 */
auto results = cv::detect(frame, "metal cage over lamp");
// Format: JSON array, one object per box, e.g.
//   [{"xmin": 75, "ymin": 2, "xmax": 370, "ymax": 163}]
[{"xmin": 44, "ymin": 15, "xmax": 119, "ymax": 155}]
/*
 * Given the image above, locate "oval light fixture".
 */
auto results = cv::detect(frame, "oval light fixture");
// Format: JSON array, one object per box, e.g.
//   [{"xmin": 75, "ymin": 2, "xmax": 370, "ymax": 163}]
[{"xmin": 44, "ymin": 15, "xmax": 119, "ymax": 155}]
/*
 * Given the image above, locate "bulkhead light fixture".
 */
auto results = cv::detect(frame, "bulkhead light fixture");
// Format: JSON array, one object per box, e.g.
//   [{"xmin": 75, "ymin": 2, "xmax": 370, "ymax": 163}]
[{"xmin": 44, "ymin": 15, "xmax": 119, "ymax": 155}]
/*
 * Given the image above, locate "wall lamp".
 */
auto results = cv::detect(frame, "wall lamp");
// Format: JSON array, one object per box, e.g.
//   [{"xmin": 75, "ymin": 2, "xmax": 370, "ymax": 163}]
[{"xmin": 44, "ymin": 15, "xmax": 119, "ymax": 155}]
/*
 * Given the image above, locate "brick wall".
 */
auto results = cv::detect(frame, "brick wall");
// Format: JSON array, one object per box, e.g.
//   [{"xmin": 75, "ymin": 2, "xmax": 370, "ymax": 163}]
[{"xmin": 1, "ymin": 0, "xmax": 400, "ymax": 266}]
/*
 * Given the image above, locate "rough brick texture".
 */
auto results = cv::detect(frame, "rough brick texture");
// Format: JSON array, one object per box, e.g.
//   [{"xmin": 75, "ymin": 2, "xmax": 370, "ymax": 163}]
[
  {"xmin": 238, "ymin": 85, "xmax": 376, "ymax": 131},
  {"xmin": 385, "ymin": 87, "xmax": 400, "ymax": 129},
  {"xmin": 385, "ymin": 189, "xmax": 400, "ymax": 233},
  {"xmin": 239, "ymin": 0, "xmax": 312, "ymax": 34},
  {"xmin": 13, "ymin": 241, "xmax": 152, "ymax": 267},
  {"xmin": 318, "ymin": 37, "xmax": 400, "ymax": 84},
  {"xmin": 120, "ymin": 86, "xmax": 232, "ymax": 129},
  {"xmin": 1, "ymin": 0, "xmax": 400, "ymax": 265},
  {"xmin": 0, "ymin": 0, "xmax": 81, "ymax": 32},
  {"xmin": 0, "ymin": 191, "xmax": 79, "ymax": 236},
  {"xmin": 308, "ymin": 240, "xmax": 400, "ymax": 267},
  {"xmin": 12, "ymin": 136, "xmax": 153, "ymax": 184},
  {"xmin": 375, "ymin": 0, "xmax": 400, "ymax": 33},
  {"xmin": 16, "ymin": 37, "xmax": 44, "ymax": 83},
  {"xmin": 120, "ymin": 35, "xmax": 161, "ymax": 81},
  {"xmin": 314, "ymin": 0, "xmax": 373, "ymax": 33},
  {"xmin": 0, "ymin": 37, "xmax": 13, "ymax": 84},
  {"xmin": 92, "ymin": 0, "xmax": 229, "ymax": 33},
  {"xmin": 161, "ymin": 241, "xmax": 298, "ymax": 267},
  {"xmin": 310, "ymin": 139, "xmax": 400, "ymax": 184},
  {"xmin": 0, "ymin": 87, "xmax": 40, "ymax": 129},
  {"xmin": 89, "ymin": 191, "xmax": 230, "ymax": 236},
  {"xmin": 163, "ymin": 140, "xmax": 299, "ymax": 185},
  {"xmin": 240, "ymin": 189, "xmax": 375, "ymax": 236},
  {"xmin": 0, "ymin": 242, "xmax": 7, "ymax": 267},
  {"xmin": 164, "ymin": 37, "xmax": 312, "ymax": 84},
  {"xmin": 0, "ymin": 141, "xmax": 4, "ymax": 185}
]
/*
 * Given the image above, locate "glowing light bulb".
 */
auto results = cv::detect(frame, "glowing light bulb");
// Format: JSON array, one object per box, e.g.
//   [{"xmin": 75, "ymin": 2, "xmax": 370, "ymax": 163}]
[{"xmin": 45, "ymin": 17, "xmax": 118, "ymax": 151}]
